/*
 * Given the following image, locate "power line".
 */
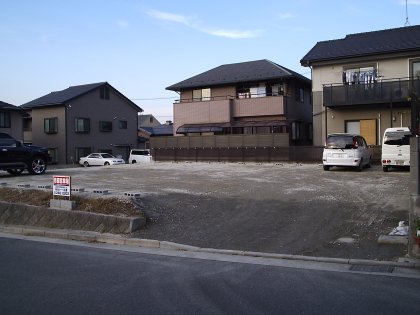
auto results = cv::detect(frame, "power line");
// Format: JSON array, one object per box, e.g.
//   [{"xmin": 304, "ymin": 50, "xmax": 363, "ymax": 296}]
[{"xmin": 405, "ymin": 0, "xmax": 411, "ymax": 26}]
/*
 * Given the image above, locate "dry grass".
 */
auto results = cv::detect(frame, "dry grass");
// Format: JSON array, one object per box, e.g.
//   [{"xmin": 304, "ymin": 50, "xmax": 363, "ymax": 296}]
[{"xmin": 0, "ymin": 187, "xmax": 142, "ymax": 217}]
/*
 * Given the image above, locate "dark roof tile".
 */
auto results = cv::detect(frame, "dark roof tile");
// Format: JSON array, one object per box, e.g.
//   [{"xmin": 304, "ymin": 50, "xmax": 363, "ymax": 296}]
[
  {"xmin": 301, "ymin": 25, "xmax": 420, "ymax": 66},
  {"xmin": 166, "ymin": 59, "xmax": 310, "ymax": 91},
  {"xmin": 0, "ymin": 101, "xmax": 17, "ymax": 109},
  {"xmin": 21, "ymin": 82, "xmax": 106, "ymax": 108},
  {"xmin": 21, "ymin": 82, "xmax": 142, "ymax": 112}
]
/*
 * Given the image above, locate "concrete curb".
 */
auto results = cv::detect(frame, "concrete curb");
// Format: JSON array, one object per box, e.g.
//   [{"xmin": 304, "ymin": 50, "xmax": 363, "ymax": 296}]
[{"xmin": 1, "ymin": 224, "xmax": 419, "ymax": 270}]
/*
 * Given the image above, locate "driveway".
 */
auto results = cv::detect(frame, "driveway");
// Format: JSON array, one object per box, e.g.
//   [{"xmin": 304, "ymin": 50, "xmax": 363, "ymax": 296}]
[{"xmin": 1, "ymin": 162, "xmax": 410, "ymax": 260}]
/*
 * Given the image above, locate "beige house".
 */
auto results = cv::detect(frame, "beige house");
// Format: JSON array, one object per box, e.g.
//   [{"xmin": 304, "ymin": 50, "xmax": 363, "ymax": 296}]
[
  {"xmin": 21, "ymin": 82, "xmax": 142, "ymax": 164},
  {"xmin": 301, "ymin": 25, "xmax": 420, "ymax": 146},
  {"xmin": 0, "ymin": 101, "xmax": 25, "ymax": 140},
  {"xmin": 166, "ymin": 59, "xmax": 312, "ymax": 145}
]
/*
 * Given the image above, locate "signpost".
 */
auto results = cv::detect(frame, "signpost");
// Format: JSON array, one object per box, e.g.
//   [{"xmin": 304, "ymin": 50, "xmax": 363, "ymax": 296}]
[{"xmin": 53, "ymin": 175, "xmax": 71, "ymax": 199}]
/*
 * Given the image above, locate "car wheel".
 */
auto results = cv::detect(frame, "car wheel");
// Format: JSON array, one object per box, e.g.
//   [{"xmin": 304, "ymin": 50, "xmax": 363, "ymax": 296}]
[
  {"xmin": 104, "ymin": 162, "xmax": 110, "ymax": 166},
  {"xmin": 132, "ymin": 160, "xmax": 137, "ymax": 164},
  {"xmin": 366, "ymin": 157, "xmax": 372, "ymax": 168},
  {"xmin": 7, "ymin": 168, "xmax": 24, "ymax": 175},
  {"xmin": 83, "ymin": 161, "xmax": 89, "ymax": 167},
  {"xmin": 356, "ymin": 159, "xmax": 363, "ymax": 172},
  {"xmin": 323, "ymin": 165, "xmax": 330, "ymax": 171},
  {"xmin": 28, "ymin": 157, "xmax": 47, "ymax": 175},
  {"xmin": 383, "ymin": 166, "xmax": 389, "ymax": 172}
]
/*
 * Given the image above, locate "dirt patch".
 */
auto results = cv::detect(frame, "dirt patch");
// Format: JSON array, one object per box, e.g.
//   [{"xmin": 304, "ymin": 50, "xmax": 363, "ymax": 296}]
[
  {"xmin": 0, "ymin": 187, "xmax": 142, "ymax": 217},
  {"xmin": 0, "ymin": 162, "xmax": 410, "ymax": 261}
]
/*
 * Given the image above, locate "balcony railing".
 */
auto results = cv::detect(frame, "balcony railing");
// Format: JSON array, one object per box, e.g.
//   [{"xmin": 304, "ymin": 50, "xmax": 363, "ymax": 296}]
[{"xmin": 323, "ymin": 77, "xmax": 420, "ymax": 107}]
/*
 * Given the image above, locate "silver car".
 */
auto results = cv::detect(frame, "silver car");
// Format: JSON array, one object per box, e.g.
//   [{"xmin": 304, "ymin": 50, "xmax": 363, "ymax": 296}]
[{"xmin": 322, "ymin": 133, "xmax": 371, "ymax": 171}]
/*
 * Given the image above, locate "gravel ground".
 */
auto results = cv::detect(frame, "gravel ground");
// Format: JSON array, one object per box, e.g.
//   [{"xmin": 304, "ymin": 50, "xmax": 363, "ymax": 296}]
[{"xmin": 2, "ymin": 161, "xmax": 410, "ymax": 261}]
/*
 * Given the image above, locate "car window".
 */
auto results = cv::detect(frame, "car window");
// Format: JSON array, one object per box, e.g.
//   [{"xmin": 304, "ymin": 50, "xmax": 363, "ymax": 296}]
[
  {"xmin": 89, "ymin": 154, "xmax": 100, "ymax": 158},
  {"xmin": 131, "ymin": 150, "xmax": 149, "ymax": 156},
  {"xmin": 325, "ymin": 135, "xmax": 354, "ymax": 149},
  {"xmin": 383, "ymin": 132, "xmax": 411, "ymax": 145},
  {"xmin": 0, "ymin": 138, "xmax": 16, "ymax": 147},
  {"xmin": 101, "ymin": 153, "xmax": 114, "ymax": 159}
]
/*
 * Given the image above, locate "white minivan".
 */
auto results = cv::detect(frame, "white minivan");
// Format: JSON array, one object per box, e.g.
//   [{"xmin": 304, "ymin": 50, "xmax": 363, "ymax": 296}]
[
  {"xmin": 128, "ymin": 149, "xmax": 152, "ymax": 164},
  {"xmin": 381, "ymin": 127, "xmax": 411, "ymax": 172},
  {"xmin": 322, "ymin": 133, "xmax": 371, "ymax": 171}
]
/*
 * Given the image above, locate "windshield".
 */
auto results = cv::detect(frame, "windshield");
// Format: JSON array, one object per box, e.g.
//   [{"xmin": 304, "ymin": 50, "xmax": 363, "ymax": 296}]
[
  {"xmin": 383, "ymin": 132, "xmax": 411, "ymax": 146},
  {"xmin": 325, "ymin": 135, "xmax": 354, "ymax": 149}
]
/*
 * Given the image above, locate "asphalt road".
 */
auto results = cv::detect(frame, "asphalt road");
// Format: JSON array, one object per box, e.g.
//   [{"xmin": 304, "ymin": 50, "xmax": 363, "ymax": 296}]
[
  {"xmin": 0, "ymin": 162, "xmax": 410, "ymax": 260},
  {"xmin": 0, "ymin": 236, "xmax": 419, "ymax": 315}
]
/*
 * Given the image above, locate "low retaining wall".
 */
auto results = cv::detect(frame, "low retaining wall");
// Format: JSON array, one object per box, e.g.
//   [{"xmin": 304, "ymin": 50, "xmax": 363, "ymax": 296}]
[{"xmin": 0, "ymin": 201, "xmax": 145, "ymax": 234}]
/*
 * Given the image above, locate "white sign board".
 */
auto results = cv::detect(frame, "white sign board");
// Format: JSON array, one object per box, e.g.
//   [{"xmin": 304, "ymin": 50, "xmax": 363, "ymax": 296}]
[{"xmin": 53, "ymin": 175, "xmax": 71, "ymax": 197}]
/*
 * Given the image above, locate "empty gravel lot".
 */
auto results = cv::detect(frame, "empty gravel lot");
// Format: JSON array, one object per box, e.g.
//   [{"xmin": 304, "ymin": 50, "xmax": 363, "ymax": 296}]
[{"xmin": 1, "ymin": 161, "xmax": 410, "ymax": 260}]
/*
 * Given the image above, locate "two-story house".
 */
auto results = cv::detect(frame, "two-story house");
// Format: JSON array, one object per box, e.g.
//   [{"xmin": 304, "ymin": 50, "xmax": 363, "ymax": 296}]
[
  {"xmin": 166, "ymin": 59, "xmax": 312, "ymax": 145},
  {"xmin": 300, "ymin": 25, "xmax": 420, "ymax": 146},
  {"xmin": 0, "ymin": 101, "xmax": 26, "ymax": 140},
  {"xmin": 21, "ymin": 82, "xmax": 142, "ymax": 164}
]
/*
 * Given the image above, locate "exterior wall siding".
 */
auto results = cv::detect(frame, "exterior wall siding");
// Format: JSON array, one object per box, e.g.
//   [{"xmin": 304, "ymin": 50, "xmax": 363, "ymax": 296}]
[
  {"xmin": 30, "ymin": 106, "xmax": 67, "ymax": 164},
  {"xmin": 65, "ymin": 88, "xmax": 139, "ymax": 164},
  {"xmin": 0, "ymin": 111, "xmax": 24, "ymax": 140},
  {"xmin": 310, "ymin": 54, "xmax": 420, "ymax": 146}
]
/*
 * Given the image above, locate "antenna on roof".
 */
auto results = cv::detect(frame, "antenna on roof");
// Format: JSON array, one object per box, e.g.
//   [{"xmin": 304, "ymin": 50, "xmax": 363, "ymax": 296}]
[{"xmin": 405, "ymin": 0, "xmax": 411, "ymax": 26}]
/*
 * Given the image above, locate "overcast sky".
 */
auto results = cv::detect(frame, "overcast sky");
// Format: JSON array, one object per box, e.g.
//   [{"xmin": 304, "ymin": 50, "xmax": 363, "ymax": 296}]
[{"xmin": 1, "ymin": 0, "xmax": 420, "ymax": 122}]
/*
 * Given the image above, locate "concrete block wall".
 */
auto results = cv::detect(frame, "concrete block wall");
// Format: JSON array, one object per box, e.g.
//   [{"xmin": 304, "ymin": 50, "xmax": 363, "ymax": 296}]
[{"xmin": 0, "ymin": 201, "xmax": 145, "ymax": 234}]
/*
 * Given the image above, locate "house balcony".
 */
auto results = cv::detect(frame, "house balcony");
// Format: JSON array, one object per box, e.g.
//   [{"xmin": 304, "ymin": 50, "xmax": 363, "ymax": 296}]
[
  {"xmin": 323, "ymin": 78, "xmax": 420, "ymax": 107},
  {"xmin": 174, "ymin": 94, "xmax": 285, "ymax": 122},
  {"xmin": 232, "ymin": 95, "xmax": 285, "ymax": 117}
]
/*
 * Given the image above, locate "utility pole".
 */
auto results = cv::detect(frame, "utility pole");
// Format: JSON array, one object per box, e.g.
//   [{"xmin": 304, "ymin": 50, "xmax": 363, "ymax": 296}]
[{"xmin": 409, "ymin": 91, "xmax": 420, "ymax": 257}]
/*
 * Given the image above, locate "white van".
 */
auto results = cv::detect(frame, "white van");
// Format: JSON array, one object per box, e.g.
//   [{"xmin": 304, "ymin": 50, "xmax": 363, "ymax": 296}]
[
  {"xmin": 129, "ymin": 149, "xmax": 152, "ymax": 164},
  {"xmin": 381, "ymin": 127, "xmax": 411, "ymax": 172}
]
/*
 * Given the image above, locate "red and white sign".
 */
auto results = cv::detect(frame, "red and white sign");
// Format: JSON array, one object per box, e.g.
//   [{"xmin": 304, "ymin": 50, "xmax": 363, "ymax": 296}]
[{"xmin": 53, "ymin": 175, "xmax": 71, "ymax": 197}]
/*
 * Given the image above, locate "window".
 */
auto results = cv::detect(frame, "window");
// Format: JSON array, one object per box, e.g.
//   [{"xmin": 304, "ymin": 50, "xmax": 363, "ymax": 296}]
[
  {"xmin": 411, "ymin": 59, "xmax": 420, "ymax": 78},
  {"xmin": 237, "ymin": 83, "xmax": 278, "ymax": 98},
  {"xmin": 99, "ymin": 121, "xmax": 112, "ymax": 132},
  {"xmin": 342, "ymin": 66, "xmax": 377, "ymax": 85},
  {"xmin": 193, "ymin": 88, "xmax": 211, "ymax": 101},
  {"xmin": 291, "ymin": 122, "xmax": 302, "ymax": 140},
  {"xmin": 44, "ymin": 117, "xmax": 58, "ymax": 134},
  {"xmin": 295, "ymin": 88, "xmax": 304, "ymax": 102},
  {"xmin": 0, "ymin": 112, "xmax": 11, "ymax": 128},
  {"xmin": 100, "ymin": 86, "xmax": 110, "ymax": 100},
  {"xmin": 119, "ymin": 120, "xmax": 127, "ymax": 129},
  {"xmin": 75, "ymin": 118, "xmax": 90, "ymax": 133},
  {"xmin": 149, "ymin": 116, "xmax": 153, "ymax": 123}
]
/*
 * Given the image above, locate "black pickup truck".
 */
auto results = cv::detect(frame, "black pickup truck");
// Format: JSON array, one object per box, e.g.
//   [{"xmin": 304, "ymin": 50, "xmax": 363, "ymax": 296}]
[{"xmin": 0, "ymin": 133, "xmax": 51, "ymax": 175}]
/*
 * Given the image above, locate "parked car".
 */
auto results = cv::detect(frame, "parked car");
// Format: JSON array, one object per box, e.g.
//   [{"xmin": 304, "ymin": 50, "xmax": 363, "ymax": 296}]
[
  {"xmin": 381, "ymin": 127, "xmax": 411, "ymax": 172},
  {"xmin": 79, "ymin": 153, "xmax": 125, "ymax": 167},
  {"xmin": 0, "ymin": 132, "xmax": 51, "ymax": 175},
  {"xmin": 322, "ymin": 133, "xmax": 371, "ymax": 171},
  {"xmin": 128, "ymin": 149, "xmax": 152, "ymax": 164}
]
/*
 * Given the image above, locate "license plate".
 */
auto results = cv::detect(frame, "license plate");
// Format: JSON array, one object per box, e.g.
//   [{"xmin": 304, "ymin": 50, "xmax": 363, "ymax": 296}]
[
  {"xmin": 396, "ymin": 160, "xmax": 404, "ymax": 165},
  {"xmin": 333, "ymin": 153, "xmax": 346, "ymax": 158}
]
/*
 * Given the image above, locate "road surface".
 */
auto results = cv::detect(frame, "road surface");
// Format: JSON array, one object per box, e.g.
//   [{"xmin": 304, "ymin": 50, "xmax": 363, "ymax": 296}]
[{"xmin": 0, "ymin": 235, "xmax": 419, "ymax": 314}]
